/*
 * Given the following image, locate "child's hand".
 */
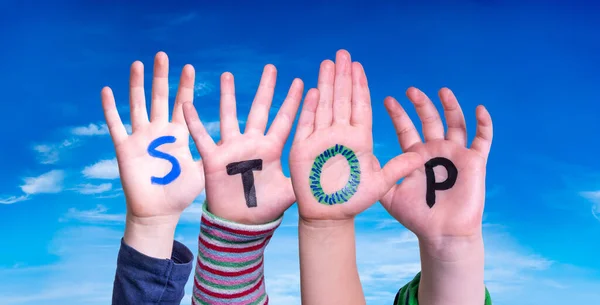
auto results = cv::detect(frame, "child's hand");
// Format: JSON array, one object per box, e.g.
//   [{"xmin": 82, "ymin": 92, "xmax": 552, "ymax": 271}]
[
  {"xmin": 381, "ymin": 87, "xmax": 493, "ymax": 259},
  {"xmin": 289, "ymin": 50, "xmax": 423, "ymax": 222},
  {"xmin": 101, "ymin": 52, "xmax": 205, "ymax": 257},
  {"xmin": 183, "ymin": 65, "xmax": 304, "ymax": 225}
]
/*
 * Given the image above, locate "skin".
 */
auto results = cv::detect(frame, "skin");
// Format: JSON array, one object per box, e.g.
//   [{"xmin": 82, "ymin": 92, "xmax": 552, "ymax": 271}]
[
  {"xmin": 101, "ymin": 52, "xmax": 205, "ymax": 259},
  {"xmin": 288, "ymin": 50, "xmax": 423, "ymax": 305},
  {"xmin": 102, "ymin": 52, "xmax": 305, "ymax": 260},
  {"xmin": 182, "ymin": 64, "xmax": 304, "ymax": 225},
  {"xmin": 381, "ymin": 88, "xmax": 493, "ymax": 305},
  {"xmin": 102, "ymin": 51, "xmax": 492, "ymax": 305}
]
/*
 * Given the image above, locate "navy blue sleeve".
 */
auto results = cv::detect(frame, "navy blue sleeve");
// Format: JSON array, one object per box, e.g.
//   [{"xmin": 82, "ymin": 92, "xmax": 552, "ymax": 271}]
[{"xmin": 112, "ymin": 238, "xmax": 194, "ymax": 305}]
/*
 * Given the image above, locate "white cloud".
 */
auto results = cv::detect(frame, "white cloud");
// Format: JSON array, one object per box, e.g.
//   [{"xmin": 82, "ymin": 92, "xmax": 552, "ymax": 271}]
[
  {"xmin": 0, "ymin": 226, "xmax": 120, "ymax": 304},
  {"xmin": 169, "ymin": 80, "xmax": 215, "ymax": 99},
  {"xmin": 0, "ymin": 170, "xmax": 65, "ymax": 204},
  {"xmin": 74, "ymin": 183, "xmax": 113, "ymax": 195},
  {"xmin": 71, "ymin": 123, "xmax": 132, "ymax": 136},
  {"xmin": 82, "ymin": 159, "xmax": 119, "ymax": 179},
  {"xmin": 33, "ymin": 139, "xmax": 78, "ymax": 164},
  {"xmin": 203, "ymin": 121, "xmax": 220, "ymax": 137},
  {"xmin": 71, "ymin": 123, "xmax": 109, "ymax": 136},
  {"xmin": 33, "ymin": 145, "xmax": 59, "ymax": 164},
  {"xmin": 4, "ymin": 204, "xmax": 599, "ymax": 305},
  {"xmin": 62, "ymin": 205, "xmax": 125, "ymax": 224},
  {"xmin": 94, "ymin": 192, "xmax": 123, "ymax": 199},
  {"xmin": 0, "ymin": 282, "xmax": 111, "ymax": 305},
  {"xmin": 32, "ymin": 121, "xmax": 127, "ymax": 165},
  {"xmin": 0, "ymin": 195, "xmax": 29, "ymax": 204},
  {"xmin": 194, "ymin": 82, "xmax": 214, "ymax": 97},
  {"xmin": 61, "ymin": 194, "xmax": 205, "ymax": 225},
  {"xmin": 20, "ymin": 170, "xmax": 65, "ymax": 195},
  {"xmin": 579, "ymin": 191, "xmax": 600, "ymax": 221}
]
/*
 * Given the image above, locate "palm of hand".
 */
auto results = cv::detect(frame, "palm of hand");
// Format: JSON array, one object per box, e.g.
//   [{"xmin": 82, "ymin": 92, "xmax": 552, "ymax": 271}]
[
  {"xmin": 290, "ymin": 125, "xmax": 388, "ymax": 220},
  {"xmin": 290, "ymin": 52, "xmax": 423, "ymax": 221},
  {"xmin": 116, "ymin": 124, "xmax": 204, "ymax": 218},
  {"xmin": 101, "ymin": 53, "xmax": 205, "ymax": 222},
  {"xmin": 202, "ymin": 134, "xmax": 294, "ymax": 224},
  {"xmin": 380, "ymin": 87, "xmax": 493, "ymax": 240},
  {"xmin": 183, "ymin": 66, "xmax": 305, "ymax": 225},
  {"xmin": 386, "ymin": 140, "xmax": 486, "ymax": 238}
]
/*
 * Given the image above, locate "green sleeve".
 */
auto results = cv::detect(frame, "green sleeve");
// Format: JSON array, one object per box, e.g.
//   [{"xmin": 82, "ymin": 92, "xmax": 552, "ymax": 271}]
[{"xmin": 393, "ymin": 272, "xmax": 492, "ymax": 305}]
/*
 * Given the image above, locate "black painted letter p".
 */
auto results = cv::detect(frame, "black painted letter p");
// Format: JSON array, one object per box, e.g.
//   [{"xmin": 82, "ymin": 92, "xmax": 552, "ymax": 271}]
[{"xmin": 424, "ymin": 157, "xmax": 458, "ymax": 208}]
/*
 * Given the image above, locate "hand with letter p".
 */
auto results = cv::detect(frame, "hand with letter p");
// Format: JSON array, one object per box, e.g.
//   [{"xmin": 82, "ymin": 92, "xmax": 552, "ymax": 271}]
[{"xmin": 381, "ymin": 88, "xmax": 493, "ymax": 305}]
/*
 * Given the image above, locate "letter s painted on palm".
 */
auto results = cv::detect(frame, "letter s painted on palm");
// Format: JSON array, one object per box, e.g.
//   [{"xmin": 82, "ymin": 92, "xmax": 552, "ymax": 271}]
[{"xmin": 147, "ymin": 136, "xmax": 181, "ymax": 185}]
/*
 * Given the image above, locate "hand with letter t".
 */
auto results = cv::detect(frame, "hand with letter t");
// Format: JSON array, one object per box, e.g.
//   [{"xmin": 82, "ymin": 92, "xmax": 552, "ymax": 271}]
[
  {"xmin": 101, "ymin": 52, "xmax": 205, "ymax": 259},
  {"xmin": 288, "ymin": 50, "xmax": 423, "ymax": 305},
  {"xmin": 182, "ymin": 65, "xmax": 306, "ymax": 304},
  {"xmin": 182, "ymin": 65, "xmax": 304, "ymax": 225},
  {"xmin": 381, "ymin": 88, "xmax": 493, "ymax": 305}
]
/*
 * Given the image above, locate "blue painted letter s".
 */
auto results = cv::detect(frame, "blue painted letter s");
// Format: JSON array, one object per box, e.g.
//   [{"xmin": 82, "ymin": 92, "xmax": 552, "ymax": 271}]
[{"xmin": 147, "ymin": 136, "xmax": 181, "ymax": 185}]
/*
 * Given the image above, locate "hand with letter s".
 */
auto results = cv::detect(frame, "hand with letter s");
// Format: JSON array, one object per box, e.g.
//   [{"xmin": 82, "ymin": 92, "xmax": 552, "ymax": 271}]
[{"xmin": 101, "ymin": 52, "xmax": 205, "ymax": 258}]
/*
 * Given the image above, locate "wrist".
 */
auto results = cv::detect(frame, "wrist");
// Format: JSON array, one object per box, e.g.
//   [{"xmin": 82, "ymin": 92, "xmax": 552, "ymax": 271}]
[
  {"xmin": 299, "ymin": 216, "xmax": 355, "ymax": 229},
  {"xmin": 418, "ymin": 233, "xmax": 484, "ymax": 262},
  {"xmin": 123, "ymin": 213, "xmax": 180, "ymax": 259},
  {"xmin": 417, "ymin": 235, "xmax": 485, "ymax": 305},
  {"xmin": 298, "ymin": 217, "xmax": 355, "ymax": 244},
  {"xmin": 297, "ymin": 216, "xmax": 364, "ymax": 304}
]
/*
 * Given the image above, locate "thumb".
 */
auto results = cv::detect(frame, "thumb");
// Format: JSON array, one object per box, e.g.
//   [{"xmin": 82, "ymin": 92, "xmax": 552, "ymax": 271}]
[{"xmin": 379, "ymin": 152, "xmax": 423, "ymax": 193}]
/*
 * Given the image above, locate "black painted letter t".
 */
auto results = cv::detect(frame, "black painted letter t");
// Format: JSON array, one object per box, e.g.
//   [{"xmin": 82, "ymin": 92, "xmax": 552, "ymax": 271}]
[{"xmin": 226, "ymin": 159, "xmax": 263, "ymax": 208}]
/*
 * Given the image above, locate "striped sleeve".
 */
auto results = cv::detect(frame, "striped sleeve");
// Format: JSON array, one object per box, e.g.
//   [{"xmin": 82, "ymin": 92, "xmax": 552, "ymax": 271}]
[
  {"xmin": 192, "ymin": 202, "xmax": 282, "ymax": 305},
  {"xmin": 393, "ymin": 272, "xmax": 493, "ymax": 305}
]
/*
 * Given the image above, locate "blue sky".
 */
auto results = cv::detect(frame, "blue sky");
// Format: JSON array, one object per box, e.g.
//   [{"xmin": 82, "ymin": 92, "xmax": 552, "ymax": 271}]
[{"xmin": 1, "ymin": 0, "xmax": 599, "ymax": 304}]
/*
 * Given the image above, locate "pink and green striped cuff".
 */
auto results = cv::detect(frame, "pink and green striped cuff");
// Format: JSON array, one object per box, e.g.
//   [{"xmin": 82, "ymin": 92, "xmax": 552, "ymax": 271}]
[{"xmin": 192, "ymin": 201, "xmax": 283, "ymax": 305}]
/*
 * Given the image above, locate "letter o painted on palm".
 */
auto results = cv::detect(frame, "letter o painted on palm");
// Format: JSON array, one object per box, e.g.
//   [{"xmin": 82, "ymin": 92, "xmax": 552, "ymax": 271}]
[{"xmin": 309, "ymin": 144, "xmax": 361, "ymax": 205}]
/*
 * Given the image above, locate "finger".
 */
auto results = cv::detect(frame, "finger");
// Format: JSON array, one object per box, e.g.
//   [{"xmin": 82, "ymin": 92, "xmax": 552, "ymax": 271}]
[
  {"xmin": 350, "ymin": 62, "xmax": 372, "ymax": 128},
  {"xmin": 172, "ymin": 64, "xmax": 195, "ymax": 124},
  {"xmin": 267, "ymin": 78, "xmax": 304, "ymax": 144},
  {"xmin": 384, "ymin": 96, "xmax": 422, "ymax": 151},
  {"xmin": 470, "ymin": 105, "xmax": 493, "ymax": 159},
  {"xmin": 439, "ymin": 88, "xmax": 467, "ymax": 146},
  {"xmin": 406, "ymin": 87, "xmax": 445, "ymax": 141},
  {"xmin": 314, "ymin": 60, "xmax": 335, "ymax": 130},
  {"xmin": 101, "ymin": 87, "xmax": 128, "ymax": 145},
  {"xmin": 129, "ymin": 61, "xmax": 149, "ymax": 132},
  {"xmin": 332, "ymin": 50, "xmax": 352, "ymax": 125},
  {"xmin": 150, "ymin": 51, "xmax": 170, "ymax": 123},
  {"xmin": 219, "ymin": 72, "xmax": 241, "ymax": 142},
  {"xmin": 183, "ymin": 102, "xmax": 216, "ymax": 156},
  {"xmin": 379, "ymin": 152, "xmax": 423, "ymax": 194},
  {"xmin": 293, "ymin": 88, "xmax": 320, "ymax": 143},
  {"xmin": 245, "ymin": 64, "xmax": 277, "ymax": 134}
]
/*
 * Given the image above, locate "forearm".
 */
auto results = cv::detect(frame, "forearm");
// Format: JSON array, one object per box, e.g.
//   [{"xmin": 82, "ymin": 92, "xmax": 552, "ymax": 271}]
[
  {"xmin": 417, "ymin": 235, "xmax": 486, "ymax": 305},
  {"xmin": 193, "ymin": 202, "xmax": 281, "ymax": 305},
  {"xmin": 123, "ymin": 213, "xmax": 180, "ymax": 259},
  {"xmin": 298, "ymin": 218, "xmax": 365, "ymax": 305}
]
